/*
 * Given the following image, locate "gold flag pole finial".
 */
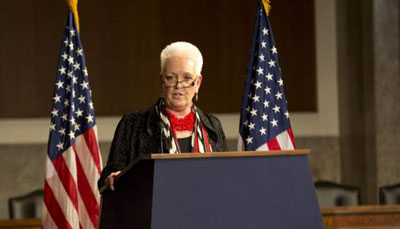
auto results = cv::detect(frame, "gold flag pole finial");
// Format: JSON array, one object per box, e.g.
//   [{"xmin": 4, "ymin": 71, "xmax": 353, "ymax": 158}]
[
  {"xmin": 262, "ymin": 0, "xmax": 271, "ymax": 16},
  {"xmin": 66, "ymin": 0, "xmax": 80, "ymax": 32}
]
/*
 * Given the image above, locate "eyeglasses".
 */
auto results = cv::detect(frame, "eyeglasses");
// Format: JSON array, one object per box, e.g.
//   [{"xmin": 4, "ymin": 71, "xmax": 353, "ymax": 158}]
[{"xmin": 162, "ymin": 75, "xmax": 197, "ymax": 88}]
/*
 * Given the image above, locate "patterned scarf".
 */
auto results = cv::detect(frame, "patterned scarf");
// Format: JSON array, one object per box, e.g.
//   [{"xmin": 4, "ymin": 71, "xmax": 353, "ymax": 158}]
[{"xmin": 157, "ymin": 98, "xmax": 212, "ymax": 154}]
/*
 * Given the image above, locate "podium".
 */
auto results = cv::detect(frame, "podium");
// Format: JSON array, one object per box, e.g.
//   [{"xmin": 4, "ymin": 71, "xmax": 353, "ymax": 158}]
[{"xmin": 99, "ymin": 150, "xmax": 324, "ymax": 228}]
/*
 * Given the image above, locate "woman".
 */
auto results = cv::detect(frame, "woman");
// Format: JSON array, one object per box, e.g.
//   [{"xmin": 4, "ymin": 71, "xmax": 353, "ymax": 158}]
[{"xmin": 98, "ymin": 41, "xmax": 229, "ymax": 190}]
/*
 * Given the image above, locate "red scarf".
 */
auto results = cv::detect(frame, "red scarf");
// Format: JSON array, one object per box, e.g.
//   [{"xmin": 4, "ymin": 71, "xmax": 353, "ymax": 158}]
[{"xmin": 166, "ymin": 110, "xmax": 195, "ymax": 136}]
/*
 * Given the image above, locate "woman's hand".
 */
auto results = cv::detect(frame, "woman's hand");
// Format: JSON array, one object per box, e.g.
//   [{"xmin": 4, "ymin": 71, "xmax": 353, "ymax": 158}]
[{"xmin": 105, "ymin": 171, "xmax": 121, "ymax": 191}]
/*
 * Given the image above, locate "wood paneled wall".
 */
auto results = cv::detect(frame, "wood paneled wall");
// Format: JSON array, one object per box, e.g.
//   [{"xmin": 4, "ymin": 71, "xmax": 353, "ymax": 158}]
[{"xmin": 0, "ymin": 0, "xmax": 316, "ymax": 117}]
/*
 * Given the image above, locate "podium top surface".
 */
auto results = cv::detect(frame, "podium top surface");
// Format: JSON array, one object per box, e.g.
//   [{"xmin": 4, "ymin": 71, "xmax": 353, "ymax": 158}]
[
  {"xmin": 140, "ymin": 149, "xmax": 311, "ymax": 160},
  {"xmin": 99, "ymin": 149, "xmax": 311, "ymax": 194}
]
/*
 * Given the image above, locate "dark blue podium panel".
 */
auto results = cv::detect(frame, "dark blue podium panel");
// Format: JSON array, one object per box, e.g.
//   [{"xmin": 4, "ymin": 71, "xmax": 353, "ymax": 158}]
[
  {"xmin": 100, "ymin": 160, "xmax": 155, "ymax": 228},
  {"xmin": 151, "ymin": 155, "xmax": 323, "ymax": 229}
]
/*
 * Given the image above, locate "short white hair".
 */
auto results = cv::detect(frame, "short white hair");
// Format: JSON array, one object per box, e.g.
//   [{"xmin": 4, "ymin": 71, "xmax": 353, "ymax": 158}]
[{"xmin": 160, "ymin": 41, "xmax": 203, "ymax": 75}]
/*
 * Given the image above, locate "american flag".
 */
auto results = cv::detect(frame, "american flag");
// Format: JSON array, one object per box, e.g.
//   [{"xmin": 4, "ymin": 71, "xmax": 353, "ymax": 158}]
[
  {"xmin": 238, "ymin": 0, "xmax": 296, "ymax": 151},
  {"xmin": 42, "ymin": 10, "xmax": 102, "ymax": 229}
]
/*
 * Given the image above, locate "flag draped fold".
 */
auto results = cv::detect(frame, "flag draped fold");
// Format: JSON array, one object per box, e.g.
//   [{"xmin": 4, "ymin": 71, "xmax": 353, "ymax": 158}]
[
  {"xmin": 42, "ymin": 10, "xmax": 102, "ymax": 229},
  {"xmin": 238, "ymin": 0, "xmax": 296, "ymax": 151}
]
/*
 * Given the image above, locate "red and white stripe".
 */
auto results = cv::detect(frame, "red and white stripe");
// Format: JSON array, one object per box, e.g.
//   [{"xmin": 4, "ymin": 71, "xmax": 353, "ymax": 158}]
[
  {"xmin": 238, "ymin": 128, "xmax": 296, "ymax": 151},
  {"xmin": 42, "ymin": 126, "xmax": 102, "ymax": 229}
]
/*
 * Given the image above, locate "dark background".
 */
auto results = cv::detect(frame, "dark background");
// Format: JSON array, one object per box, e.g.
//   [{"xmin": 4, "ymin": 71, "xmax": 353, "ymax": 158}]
[{"xmin": 0, "ymin": 0, "xmax": 316, "ymax": 117}]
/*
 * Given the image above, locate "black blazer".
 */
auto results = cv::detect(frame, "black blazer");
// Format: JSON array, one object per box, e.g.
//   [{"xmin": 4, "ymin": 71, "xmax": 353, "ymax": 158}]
[{"xmin": 98, "ymin": 104, "xmax": 229, "ymax": 188}]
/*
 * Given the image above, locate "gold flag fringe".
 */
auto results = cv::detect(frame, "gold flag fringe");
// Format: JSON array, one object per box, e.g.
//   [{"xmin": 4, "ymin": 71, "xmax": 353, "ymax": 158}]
[
  {"xmin": 262, "ymin": 0, "xmax": 271, "ymax": 16},
  {"xmin": 66, "ymin": 0, "xmax": 80, "ymax": 32}
]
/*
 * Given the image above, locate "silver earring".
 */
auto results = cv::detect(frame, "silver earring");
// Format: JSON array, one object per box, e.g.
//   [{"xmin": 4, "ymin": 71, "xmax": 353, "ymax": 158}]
[{"xmin": 195, "ymin": 93, "xmax": 198, "ymax": 101}]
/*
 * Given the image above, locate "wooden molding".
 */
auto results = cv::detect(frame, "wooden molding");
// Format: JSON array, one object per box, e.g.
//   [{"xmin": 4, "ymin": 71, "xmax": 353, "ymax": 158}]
[
  {"xmin": 2, "ymin": 205, "xmax": 400, "ymax": 228},
  {"xmin": 322, "ymin": 205, "xmax": 400, "ymax": 215},
  {"xmin": 322, "ymin": 205, "xmax": 400, "ymax": 227},
  {"xmin": 0, "ymin": 219, "xmax": 41, "ymax": 228}
]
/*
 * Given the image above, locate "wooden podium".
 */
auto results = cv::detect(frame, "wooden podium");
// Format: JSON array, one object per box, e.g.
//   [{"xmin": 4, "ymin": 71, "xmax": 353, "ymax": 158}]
[{"xmin": 99, "ymin": 150, "xmax": 324, "ymax": 228}]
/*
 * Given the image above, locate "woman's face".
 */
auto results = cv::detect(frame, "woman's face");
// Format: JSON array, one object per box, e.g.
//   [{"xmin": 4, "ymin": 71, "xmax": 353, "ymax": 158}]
[{"xmin": 160, "ymin": 56, "xmax": 202, "ymax": 113}]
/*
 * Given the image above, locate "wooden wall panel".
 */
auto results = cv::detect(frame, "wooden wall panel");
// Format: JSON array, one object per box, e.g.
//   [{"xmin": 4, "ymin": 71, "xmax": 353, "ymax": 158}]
[
  {"xmin": 0, "ymin": 0, "xmax": 64, "ymax": 117},
  {"xmin": 0, "ymin": 0, "xmax": 316, "ymax": 117},
  {"xmin": 158, "ymin": 0, "xmax": 257, "ymax": 113},
  {"xmin": 269, "ymin": 0, "xmax": 317, "ymax": 111}
]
